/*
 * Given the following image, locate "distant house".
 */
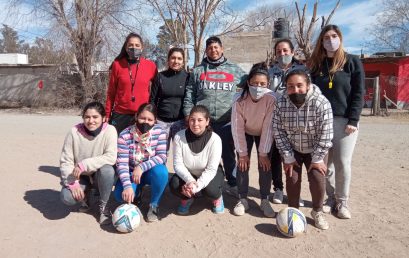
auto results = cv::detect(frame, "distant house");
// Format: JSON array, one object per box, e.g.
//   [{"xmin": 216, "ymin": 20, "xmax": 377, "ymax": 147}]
[{"xmin": 362, "ymin": 55, "xmax": 409, "ymax": 109}]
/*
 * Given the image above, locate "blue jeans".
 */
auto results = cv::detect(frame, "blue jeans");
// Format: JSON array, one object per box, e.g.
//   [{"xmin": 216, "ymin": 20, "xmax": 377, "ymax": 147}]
[
  {"xmin": 113, "ymin": 164, "xmax": 168, "ymax": 207},
  {"xmin": 212, "ymin": 122, "xmax": 236, "ymax": 187}
]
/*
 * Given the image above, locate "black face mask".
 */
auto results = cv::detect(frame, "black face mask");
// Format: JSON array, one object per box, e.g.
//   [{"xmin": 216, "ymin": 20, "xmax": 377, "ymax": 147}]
[
  {"xmin": 289, "ymin": 93, "xmax": 307, "ymax": 106},
  {"xmin": 136, "ymin": 122, "xmax": 154, "ymax": 134},
  {"xmin": 127, "ymin": 48, "xmax": 142, "ymax": 61}
]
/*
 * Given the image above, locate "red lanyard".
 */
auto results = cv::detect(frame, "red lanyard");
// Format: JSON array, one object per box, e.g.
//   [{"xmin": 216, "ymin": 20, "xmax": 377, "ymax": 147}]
[{"xmin": 127, "ymin": 62, "xmax": 139, "ymax": 100}]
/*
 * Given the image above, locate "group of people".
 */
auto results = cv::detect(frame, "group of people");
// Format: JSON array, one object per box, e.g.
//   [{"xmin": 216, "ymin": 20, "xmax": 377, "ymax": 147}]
[{"xmin": 59, "ymin": 24, "xmax": 364, "ymax": 231}]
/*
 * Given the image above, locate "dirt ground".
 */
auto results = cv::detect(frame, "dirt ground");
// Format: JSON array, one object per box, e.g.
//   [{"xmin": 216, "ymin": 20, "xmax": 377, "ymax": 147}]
[{"xmin": 0, "ymin": 110, "xmax": 408, "ymax": 258}]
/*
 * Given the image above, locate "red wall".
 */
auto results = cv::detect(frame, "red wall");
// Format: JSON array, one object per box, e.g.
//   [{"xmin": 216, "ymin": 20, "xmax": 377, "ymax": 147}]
[{"xmin": 397, "ymin": 58, "xmax": 409, "ymax": 108}]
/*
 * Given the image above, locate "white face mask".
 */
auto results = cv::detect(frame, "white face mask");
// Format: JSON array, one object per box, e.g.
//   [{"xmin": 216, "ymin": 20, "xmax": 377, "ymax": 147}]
[
  {"xmin": 323, "ymin": 37, "xmax": 341, "ymax": 52},
  {"xmin": 248, "ymin": 85, "xmax": 272, "ymax": 100},
  {"xmin": 277, "ymin": 55, "xmax": 293, "ymax": 67}
]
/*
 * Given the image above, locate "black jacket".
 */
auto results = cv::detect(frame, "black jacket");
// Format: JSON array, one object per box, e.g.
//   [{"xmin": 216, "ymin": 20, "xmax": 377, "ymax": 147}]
[{"xmin": 150, "ymin": 69, "xmax": 189, "ymax": 122}]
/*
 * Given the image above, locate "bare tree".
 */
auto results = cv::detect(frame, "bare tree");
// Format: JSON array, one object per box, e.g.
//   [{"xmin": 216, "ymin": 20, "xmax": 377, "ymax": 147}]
[
  {"xmin": 369, "ymin": 0, "xmax": 409, "ymax": 53},
  {"xmin": 294, "ymin": 0, "xmax": 340, "ymax": 60}
]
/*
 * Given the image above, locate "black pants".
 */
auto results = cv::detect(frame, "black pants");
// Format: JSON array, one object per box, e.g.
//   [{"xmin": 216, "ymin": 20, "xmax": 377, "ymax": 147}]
[
  {"xmin": 236, "ymin": 134, "xmax": 272, "ymax": 199},
  {"xmin": 169, "ymin": 166, "xmax": 224, "ymax": 200},
  {"xmin": 109, "ymin": 111, "xmax": 134, "ymax": 135},
  {"xmin": 271, "ymin": 141, "xmax": 283, "ymax": 191},
  {"xmin": 212, "ymin": 122, "xmax": 236, "ymax": 187}
]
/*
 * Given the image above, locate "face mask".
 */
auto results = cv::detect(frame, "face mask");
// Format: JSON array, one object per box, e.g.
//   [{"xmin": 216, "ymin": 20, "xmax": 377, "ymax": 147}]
[
  {"xmin": 289, "ymin": 93, "xmax": 307, "ymax": 106},
  {"xmin": 136, "ymin": 122, "xmax": 154, "ymax": 134},
  {"xmin": 323, "ymin": 37, "xmax": 340, "ymax": 52},
  {"xmin": 127, "ymin": 48, "xmax": 142, "ymax": 60},
  {"xmin": 277, "ymin": 55, "xmax": 293, "ymax": 67},
  {"xmin": 248, "ymin": 85, "xmax": 272, "ymax": 100}
]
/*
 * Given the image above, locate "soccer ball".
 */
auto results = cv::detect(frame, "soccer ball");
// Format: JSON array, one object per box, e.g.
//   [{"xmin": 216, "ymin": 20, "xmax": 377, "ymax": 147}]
[
  {"xmin": 276, "ymin": 207, "xmax": 307, "ymax": 237},
  {"xmin": 112, "ymin": 203, "xmax": 141, "ymax": 233}
]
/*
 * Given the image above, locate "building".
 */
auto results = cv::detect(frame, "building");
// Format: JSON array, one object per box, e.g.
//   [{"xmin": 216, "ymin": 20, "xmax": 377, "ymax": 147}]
[{"xmin": 362, "ymin": 56, "xmax": 409, "ymax": 109}]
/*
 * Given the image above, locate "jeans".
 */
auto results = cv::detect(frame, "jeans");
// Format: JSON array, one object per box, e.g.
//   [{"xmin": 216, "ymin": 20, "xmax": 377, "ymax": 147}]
[
  {"xmin": 113, "ymin": 164, "xmax": 168, "ymax": 207},
  {"xmin": 326, "ymin": 117, "xmax": 359, "ymax": 202},
  {"xmin": 156, "ymin": 119, "xmax": 185, "ymax": 152},
  {"xmin": 60, "ymin": 164, "xmax": 116, "ymax": 207},
  {"xmin": 236, "ymin": 134, "xmax": 272, "ymax": 199},
  {"xmin": 212, "ymin": 122, "xmax": 236, "ymax": 187},
  {"xmin": 169, "ymin": 165, "xmax": 224, "ymax": 200},
  {"xmin": 286, "ymin": 152, "xmax": 327, "ymax": 211}
]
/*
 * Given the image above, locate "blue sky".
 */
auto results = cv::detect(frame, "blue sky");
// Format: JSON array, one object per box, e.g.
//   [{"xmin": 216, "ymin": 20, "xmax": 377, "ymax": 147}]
[{"xmin": 0, "ymin": 0, "xmax": 383, "ymax": 56}]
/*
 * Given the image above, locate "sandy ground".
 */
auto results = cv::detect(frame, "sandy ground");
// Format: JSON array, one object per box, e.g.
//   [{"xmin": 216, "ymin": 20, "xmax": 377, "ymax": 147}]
[{"xmin": 0, "ymin": 111, "xmax": 408, "ymax": 258}]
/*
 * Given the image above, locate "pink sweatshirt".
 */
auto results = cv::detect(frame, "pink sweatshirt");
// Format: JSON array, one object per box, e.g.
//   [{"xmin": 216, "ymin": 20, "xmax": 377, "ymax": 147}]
[{"xmin": 231, "ymin": 92, "xmax": 276, "ymax": 157}]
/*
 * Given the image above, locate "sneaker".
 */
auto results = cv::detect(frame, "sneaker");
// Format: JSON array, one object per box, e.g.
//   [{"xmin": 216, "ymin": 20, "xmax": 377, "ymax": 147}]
[
  {"xmin": 99, "ymin": 203, "xmax": 111, "ymax": 225},
  {"xmin": 212, "ymin": 196, "xmax": 224, "ymax": 214},
  {"xmin": 224, "ymin": 183, "xmax": 239, "ymax": 198},
  {"xmin": 322, "ymin": 197, "xmax": 336, "ymax": 213},
  {"xmin": 335, "ymin": 201, "xmax": 351, "ymax": 219},
  {"xmin": 147, "ymin": 205, "xmax": 159, "ymax": 222},
  {"xmin": 311, "ymin": 210, "xmax": 329, "ymax": 230},
  {"xmin": 299, "ymin": 198, "xmax": 305, "ymax": 207},
  {"xmin": 260, "ymin": 199, "xmax": 276, "ymax": 218},
  {"xmin": 233, "ymin": 198, "xmax": 249, "ymax": 216},
  {"xmin": 177, "ymin": 198, "xmax": 194, "ymax": 215},
  {"xmin": 272, "ymin": 189, "xmax": 283, "ymax": 204}
]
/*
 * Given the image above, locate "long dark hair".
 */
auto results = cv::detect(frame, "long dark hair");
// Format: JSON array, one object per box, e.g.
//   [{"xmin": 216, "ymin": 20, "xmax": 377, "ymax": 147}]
[
  {"xmin": 136, "ymin": 103, "xmax": 157, "ymax": 120},
  {"xmin": 239, "ymin": 62, "xmax": 270, "ymax": 100},
  {"xmin": 189, "ymin": 105, "xmax": 212, "ymax": 131},
  {"xmin": 274, "ymin": 38, "xmax": 294, "ymax": 54},
  {"xmin": 82, "ymin": 101, "xmax": 106, "ymax": 118},
  {"xmin": 115, "ymin": 33, "xmax": 144, "ymax": 61},
  {"xmin": 285, "ymin": 69, "xmax": 311, "ymax": 85}
]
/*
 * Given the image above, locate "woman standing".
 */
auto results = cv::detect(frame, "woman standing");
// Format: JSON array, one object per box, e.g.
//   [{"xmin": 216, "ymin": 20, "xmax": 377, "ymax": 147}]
[
  {"xmin": 105, "ymin": 33, "xmax": 158, "ymax": 134},
  {"xmin": 231, "ymin": 62, "xmax": 276, "ymax": 218},
  {"xmin": 169, "ymin": 105, "xmax": 224, "ymax": 215},
  {"xmin": 113, "ymin": 103, "xmax": 168, "ymax": 222},
  {"xmin": 268, "ymin": 38, "xmax": 308, "ymax": 206},
  {"xmin": 150, "ymin": 47, "xmax": 188, "ymax": 150},
  {"xmin": 309, "ymin": 25, "xmax": 365, "ymax": 219},
  {"xmin": 60, "ymin": 102, "xmax": 117, "ymax": 225}
]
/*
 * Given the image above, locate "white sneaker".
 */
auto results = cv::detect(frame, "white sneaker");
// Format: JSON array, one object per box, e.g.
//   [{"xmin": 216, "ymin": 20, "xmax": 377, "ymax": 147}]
[
  {"xmin": 322, "ymin": 197, "xmax": 336, "ymax": 213},
  {"xmin": 311, "ymin": 210, "xmax": 329, "ymax": 230},
  {"xmin": 272, "ymin": 189, "xmax": 283, "ymax": 204},
  {"xmin": 336, "ymin": 201, "xmax": 352, "ymax": 219},
  {"xmin": 260, "ymin": 199, "xmax": 276, "ymax": 218},
  {"xmin": 233, "ymin": 198, "xmax": 249, "ymax": 216},
  {"xmin": 299, "ymin": 198, "xmax": 304, "ymax": 207}
]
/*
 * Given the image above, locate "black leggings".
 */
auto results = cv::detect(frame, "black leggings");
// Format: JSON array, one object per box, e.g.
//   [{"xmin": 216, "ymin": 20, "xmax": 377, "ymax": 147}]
[
  {"xmin": 169, "ymin": 166, "xmax": 224, "ymax": 200},
  {"xmin": 271, "ymin": 142, "xmax": 283, "ymax": 190}
]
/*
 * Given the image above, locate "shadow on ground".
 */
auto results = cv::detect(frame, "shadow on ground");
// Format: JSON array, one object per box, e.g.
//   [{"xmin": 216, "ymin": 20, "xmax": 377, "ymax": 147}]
[{"xmin": 24, "ymin": 189, "xmax": 70, "ymax": 220}]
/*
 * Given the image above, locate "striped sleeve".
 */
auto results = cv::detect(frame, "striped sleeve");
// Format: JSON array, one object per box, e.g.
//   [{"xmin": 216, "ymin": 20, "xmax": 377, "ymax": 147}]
[
  {"xmin": 138, "ymin": 127, "xmax": 167, "ymax": 172},
  {"xmin": 312, "ymin": 97, "xmax": 334, "ymax": 163},
  {"xmin": 272, "ymin": 100, "xmax": 296, "ymax": 164},
  {"xmin": 116, "ymin": 130, "xmax": 132, "ymax": 189}
]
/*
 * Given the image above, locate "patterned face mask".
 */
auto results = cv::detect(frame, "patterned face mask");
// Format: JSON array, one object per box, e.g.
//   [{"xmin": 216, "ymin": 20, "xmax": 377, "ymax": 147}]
[
  {"xmin": 127, "ymin": 48, "xmax": 142, "ymax": 60},
  {"xmin": 248, "ymin": 84, "xmax": 272, "ymax": 100}
]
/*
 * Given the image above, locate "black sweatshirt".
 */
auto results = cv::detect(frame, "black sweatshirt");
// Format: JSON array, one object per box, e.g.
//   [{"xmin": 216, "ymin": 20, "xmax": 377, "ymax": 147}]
[
  {"xmin": 150, "ymin": 69, "xmax": 189, "ymax": 122},
  {"xmin": 311, "ymin": 54, "xmax": 365, "ymax": 127}
]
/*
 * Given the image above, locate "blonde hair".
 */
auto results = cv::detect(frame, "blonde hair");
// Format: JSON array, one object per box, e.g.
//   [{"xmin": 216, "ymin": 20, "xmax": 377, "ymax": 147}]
[{"xmin": 308, "ymin": 25, "xmax": 347, "ymax": 75}]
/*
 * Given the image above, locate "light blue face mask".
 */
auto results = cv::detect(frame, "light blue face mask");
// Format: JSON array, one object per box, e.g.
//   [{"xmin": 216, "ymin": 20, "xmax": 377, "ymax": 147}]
[
  {"xmin": 248, "ymin": 85, "xmax": 272, "ymax": 100},
  {"xmin": 277, "ymin": 54, "xmax": 293, "ymax": 67}
]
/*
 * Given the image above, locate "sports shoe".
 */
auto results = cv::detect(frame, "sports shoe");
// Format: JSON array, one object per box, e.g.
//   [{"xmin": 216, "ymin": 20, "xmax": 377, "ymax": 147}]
[
  {"xmin": 299, "ymin": 198, "xmax": 305, "ymax": 207},
  {"xmin": 177, "ymin": 198, "xmax": 194, "ymax": 215},
  {"xmin": 212, "ymin": 196, "xmax": 224, "ymax": 214},
  {"xmin": 98, "ymin": 203, "xmax": 111, "ymax": 225},
  {"xmin": 272, "ymin": 189, "xmax": 283, "ymax": 204},
  {"xmin": 335, "ymin": 201, "xmax": 351, "ymax": 219},
  {"xmin": 233, "ymin": 198, "xmax": 249, "ymax": 216},
  {"xmin": 147, "ymin": 205, "xmax": 159, "ymax": 222},
  {"xmin": 311, "ymin": 210, "xmax": 329, "ymax": 230},
  {"xmin": 322, "ymin": 197, "xmax": 336, "ymax": 213},
  {"xmin": 224, "ymin": 183, "xmax": 239, "ymax": 198},
  {"xmin": 260, "ymin": 199, "xmax": 276, "ymax": 218}
]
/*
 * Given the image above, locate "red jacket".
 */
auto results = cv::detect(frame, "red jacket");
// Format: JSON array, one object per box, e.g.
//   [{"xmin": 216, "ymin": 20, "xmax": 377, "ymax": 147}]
[{"xmin": 105, "ymin": 57, "xmax": 157, "ymax": 120}]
